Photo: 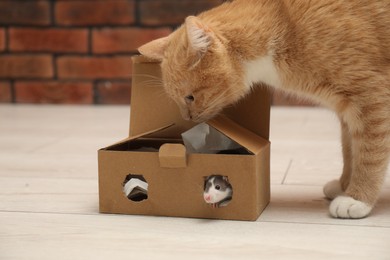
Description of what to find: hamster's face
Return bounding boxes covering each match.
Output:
[203,178,230,204]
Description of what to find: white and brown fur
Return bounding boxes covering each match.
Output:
[139,0,390,218]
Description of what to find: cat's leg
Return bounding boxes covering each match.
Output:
[323,118,351,199]
[330,106,390,218]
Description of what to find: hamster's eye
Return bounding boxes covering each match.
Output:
[185,95,195,104]
[215,185,221,190]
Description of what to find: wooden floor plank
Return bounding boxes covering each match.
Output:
[1,211,389,260]
[0,105,389,259]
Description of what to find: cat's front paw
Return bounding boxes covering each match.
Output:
[329,196,373,219]
[323,179,344,200]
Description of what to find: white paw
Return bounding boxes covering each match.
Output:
[329,196,373,219]
[323,179,344,200]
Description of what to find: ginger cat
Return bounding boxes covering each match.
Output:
[139,0,390,219]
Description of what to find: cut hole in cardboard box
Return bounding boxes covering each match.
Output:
[98,56,271,221]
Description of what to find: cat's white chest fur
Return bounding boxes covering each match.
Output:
[243,55,282,89]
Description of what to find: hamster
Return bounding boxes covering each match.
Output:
[203,175,233,208]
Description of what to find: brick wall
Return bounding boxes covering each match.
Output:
[0,0,312,106]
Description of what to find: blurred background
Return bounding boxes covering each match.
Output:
[0,0,313,106]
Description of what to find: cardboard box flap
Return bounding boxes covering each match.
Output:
[108,124,174,148]
[130,56,196,139]
[130,55,270,140]
[208,115,269,154]
[223,84,271,140]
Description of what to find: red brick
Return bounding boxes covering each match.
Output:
[93,28,171,54]
[15,81,93,104]
[96,80,131,104]
[0,1,50,26]
[272,90,316,106]
[56,0,135,26]
[139,0,223,26]
[0,55,53,79]
[57,56,132,80]
[0,29,5,51]
[0,81,12,103]
[9,28,88,53]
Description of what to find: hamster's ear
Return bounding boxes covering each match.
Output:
[138,36,170,61]
[185,16,214,61]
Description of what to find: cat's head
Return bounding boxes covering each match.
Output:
[138,16,248,122]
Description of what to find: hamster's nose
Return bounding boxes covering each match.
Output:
[204,194,211,202]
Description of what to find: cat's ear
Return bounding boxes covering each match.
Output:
[138,36,170,61]
[185,16,214,59]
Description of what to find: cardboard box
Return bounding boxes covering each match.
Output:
[98,56,271,221]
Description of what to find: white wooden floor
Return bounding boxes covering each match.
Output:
[0,105,389,260]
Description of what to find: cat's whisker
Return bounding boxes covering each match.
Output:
[155,88,170,99]
[197,87,247,120]
[204,87,242,110]
[198,94,229,118]
[142,82,163,88]
[140,78,163,84]
[132,74,164,88]
[132,73,163,82]
[140,79,164,88]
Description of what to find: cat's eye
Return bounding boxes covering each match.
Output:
[215,185,221,190]
[185,95,195,103]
